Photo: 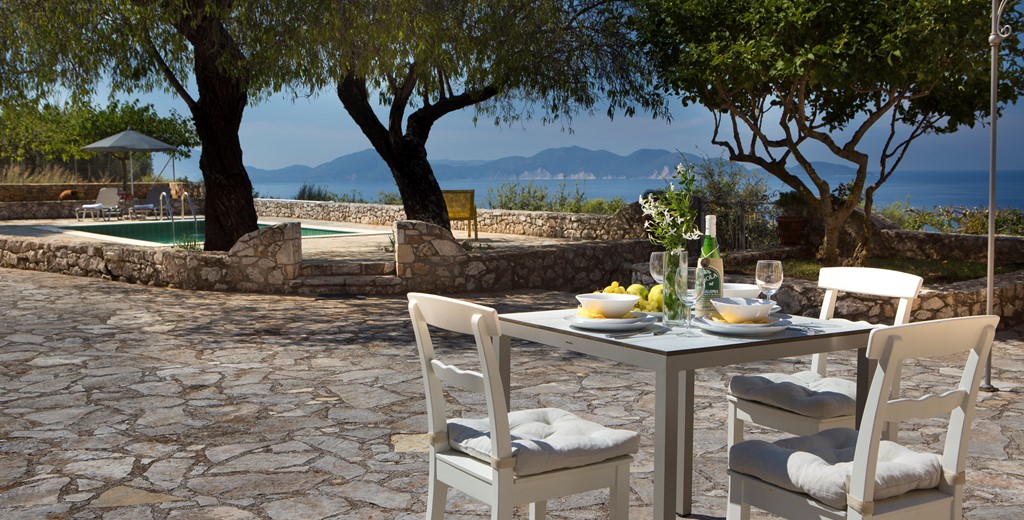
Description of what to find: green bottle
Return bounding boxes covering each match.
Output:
[695,215,724,318]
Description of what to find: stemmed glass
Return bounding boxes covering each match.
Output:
[755,260,784,302]
[675,266,700,336]
[649,251,667,285]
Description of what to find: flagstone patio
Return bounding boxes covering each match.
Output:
[1,267,1022,519]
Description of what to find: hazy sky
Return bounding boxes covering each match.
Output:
[135,87,1024,173]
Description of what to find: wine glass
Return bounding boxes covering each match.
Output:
[675,266,700,336]
[649,251,667,285]
[755,260,784,302]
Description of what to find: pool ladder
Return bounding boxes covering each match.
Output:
[168,191,202,246]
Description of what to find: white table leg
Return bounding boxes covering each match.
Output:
[678,369,695,516]
[654,366,685,520]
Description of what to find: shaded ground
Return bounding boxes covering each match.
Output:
[1,267,1022,519]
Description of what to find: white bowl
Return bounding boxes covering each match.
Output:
[711,297,775,323]
[722,283,761,298]
[576,293,640,318]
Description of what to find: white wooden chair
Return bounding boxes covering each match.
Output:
[408,293,638,519]
[726,314,998,520]
[728,267,923,446]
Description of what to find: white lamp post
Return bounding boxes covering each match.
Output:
[983,0,1014,391]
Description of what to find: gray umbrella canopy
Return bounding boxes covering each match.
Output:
[82,130,178,198]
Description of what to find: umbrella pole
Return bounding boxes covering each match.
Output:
[982,0,1012,392]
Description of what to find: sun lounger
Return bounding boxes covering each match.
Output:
[130,187,173,220]
[76,187,123,221]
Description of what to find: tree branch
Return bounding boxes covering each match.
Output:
[388,63,418,137]
[406,84,499,143]
[337,71,393,161]
[143,31,197,112]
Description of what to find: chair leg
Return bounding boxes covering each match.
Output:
[726,473,750,520]
[529,501,547,520]
[609,463,631,519]
[727,401,744,448]
[426,474,448,519]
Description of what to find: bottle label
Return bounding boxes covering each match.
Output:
[695,257,723,318]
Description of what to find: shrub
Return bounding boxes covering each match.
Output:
[295,183,337,201]
[375,191,402,205]
[486,182,608,213]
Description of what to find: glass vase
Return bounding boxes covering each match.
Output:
[661,248,688,326]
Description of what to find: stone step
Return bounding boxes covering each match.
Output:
[301,261,396,277]
[291,274,405,297]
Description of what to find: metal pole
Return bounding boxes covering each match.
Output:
[983,0,1013,392]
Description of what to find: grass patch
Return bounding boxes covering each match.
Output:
[728,257,1024,285]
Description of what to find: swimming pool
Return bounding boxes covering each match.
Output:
[56,220,363,245]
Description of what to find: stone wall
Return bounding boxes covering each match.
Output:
[0,182,178,202]
[878,229,1024,264]
[0,223,300,292]
[0,198,205,220]
[254,198,646,240]
[394,220,655,294]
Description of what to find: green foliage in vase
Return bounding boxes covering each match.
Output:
[639,163,702,251]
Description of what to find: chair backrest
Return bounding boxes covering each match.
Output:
[847,315,998,515]
[442,190,476,220]
[813,267,924,375]
[817,267,923,324]
[96,187,121,207]
[408,293,512,460]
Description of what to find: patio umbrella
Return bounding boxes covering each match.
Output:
[81,130,178,199]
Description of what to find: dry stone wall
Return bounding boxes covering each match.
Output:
[393,220,656,294]
[0,223,300,292]
[255,199,646,240]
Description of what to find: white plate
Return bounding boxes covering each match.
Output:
[693,316,791,336]
[564,312,657,331]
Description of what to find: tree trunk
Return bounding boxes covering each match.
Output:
[336,73,451,229]
[859,187,877,265]
[388,140,451,227]
[175,5,258,252]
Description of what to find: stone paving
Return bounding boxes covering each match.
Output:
[1,267,1023,519]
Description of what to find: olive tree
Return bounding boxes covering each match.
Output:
[637,0,1024,263]
[325,0,667,228]
[1,0,328,250]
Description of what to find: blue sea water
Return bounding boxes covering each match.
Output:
[252,169,1024,210]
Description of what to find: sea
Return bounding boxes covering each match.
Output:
[251,169,1024,210]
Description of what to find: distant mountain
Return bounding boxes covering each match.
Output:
[244,146,704,184]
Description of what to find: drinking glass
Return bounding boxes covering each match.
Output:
[675,266,700,336]
[649,251,667,284]
[755,260,784,302]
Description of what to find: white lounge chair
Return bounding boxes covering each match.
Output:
[408,292,638,519]
[76,187,122,221]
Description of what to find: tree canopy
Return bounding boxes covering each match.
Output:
[637,0,1024,263]
[322,0,668,227]
[0,100,197,178]
[1,0,329,250]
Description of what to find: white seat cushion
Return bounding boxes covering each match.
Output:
[729,428,942,509]
[81,203,104,209]
[447,408,640,476]
[730,371,856,418]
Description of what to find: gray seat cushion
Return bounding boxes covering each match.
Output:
[729,428,942,509]
[730,371,856,419]
[447,408,640,476]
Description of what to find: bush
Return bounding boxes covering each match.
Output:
[375,191,402,205]
[486,182,620,214]
[687,158,776,249]
[881,202,1024,236]
[295,183,338,201]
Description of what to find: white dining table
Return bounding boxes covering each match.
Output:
[497,310,876,520]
